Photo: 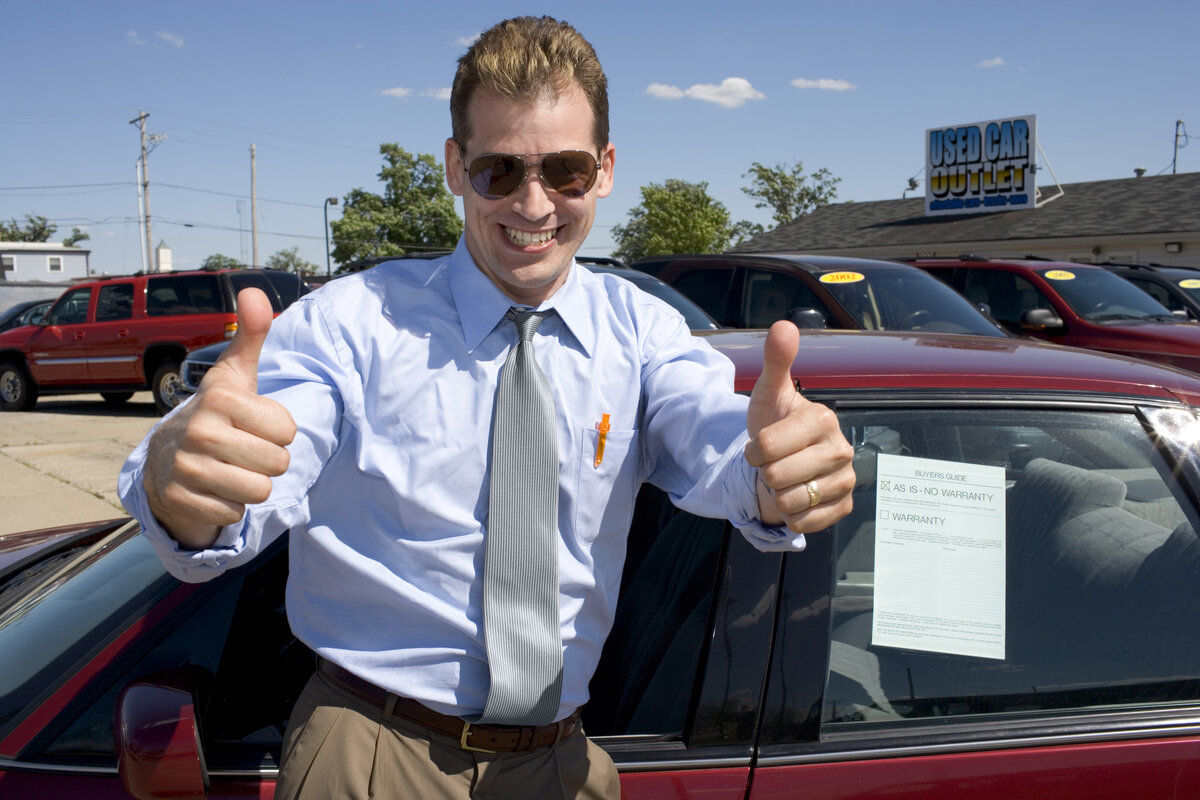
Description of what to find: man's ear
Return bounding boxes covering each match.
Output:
[445,138,465,197]
[596,143,615,199]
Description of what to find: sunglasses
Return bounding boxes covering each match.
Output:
[464,150,601,200]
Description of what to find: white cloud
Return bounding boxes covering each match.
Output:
[646,83,685,100]
[157,31,185,48]
[791,77,857,91]
[381,87,413,99]
[126,30,146,46]
[457,33,480,47]
[976,57,1007,68]
[646,77,764,108]
[422,87,452,100]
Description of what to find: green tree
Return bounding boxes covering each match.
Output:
[611,179,735,262]
[266,246,319,276]
[329,144,462,269]
[0,214,56,242]
[201,253,245,270]
[62,227,90,247]
[741,161,841,227]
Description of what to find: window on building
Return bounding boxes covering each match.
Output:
[48,256,63,273]
[1,256,13,273]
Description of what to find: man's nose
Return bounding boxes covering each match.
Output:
[512,170,556,220]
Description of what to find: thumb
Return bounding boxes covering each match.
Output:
[207,288,274,393]
[748,320,801,437]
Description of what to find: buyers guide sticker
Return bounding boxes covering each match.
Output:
[872,453,1007,660]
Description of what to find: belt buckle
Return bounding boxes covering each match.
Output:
[460,721,496,754]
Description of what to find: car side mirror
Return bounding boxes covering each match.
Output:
[115,671,208,800]
[787,307,828,329]
[1020,308,1063,332]
[1172,309,1192,321]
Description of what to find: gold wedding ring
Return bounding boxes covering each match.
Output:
[806,480,822,509]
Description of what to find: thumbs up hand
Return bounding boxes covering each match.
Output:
[745,321,855,533]
[143,288,297,549]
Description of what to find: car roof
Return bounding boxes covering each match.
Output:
[634,252,926,275]
[703,328,1200,402]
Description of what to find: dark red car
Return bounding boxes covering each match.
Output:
[907,255,1200,375]
[4,330,1200,798]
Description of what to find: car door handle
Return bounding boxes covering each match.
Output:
[117,328,130,337]
[74,331,86,340]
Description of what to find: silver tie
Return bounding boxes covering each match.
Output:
[478,308,562,724]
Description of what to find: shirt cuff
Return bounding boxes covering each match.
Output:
[724,456,807,553]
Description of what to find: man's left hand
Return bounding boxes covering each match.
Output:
[745,321,855,533]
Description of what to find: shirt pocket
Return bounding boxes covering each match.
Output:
[574,425,639,545]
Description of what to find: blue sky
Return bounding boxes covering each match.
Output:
[3,0,1197,275]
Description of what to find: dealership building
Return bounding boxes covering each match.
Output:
[736,114,1200,267]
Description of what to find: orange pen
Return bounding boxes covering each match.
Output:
[594,413,611,468]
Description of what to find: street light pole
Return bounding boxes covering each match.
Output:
[323,197,338,277]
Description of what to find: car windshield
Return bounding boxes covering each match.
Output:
[1037,267,1177,322]
[819,266,1007,336]
[0,525,173,736]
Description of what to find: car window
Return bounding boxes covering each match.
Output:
[95,283,135,322]
[47,287,92,325]
[1036,268,1174,322]
[961,269,1050,328]
[672,267,738,327]
[743,269,827,328]
[802,407,1200,734]
[146,274,224,316]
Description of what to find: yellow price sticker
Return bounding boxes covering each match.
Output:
[1044,270,1076,281]
[1180,279,1200,289]
[819,271,866,284]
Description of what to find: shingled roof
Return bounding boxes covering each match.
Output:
[732,171,1200,253]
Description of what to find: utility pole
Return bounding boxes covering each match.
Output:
[251,143,259,268]
[130,110,154,272]
[1174,120,1185,175]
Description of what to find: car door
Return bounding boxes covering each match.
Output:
[85,282,140,383]
[749,399,1200,798]
[25,286,93,386]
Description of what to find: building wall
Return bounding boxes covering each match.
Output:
[0,247,90,281]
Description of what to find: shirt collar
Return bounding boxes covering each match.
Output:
[448,238,596,357]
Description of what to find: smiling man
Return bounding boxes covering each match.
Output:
[120,16,854,799]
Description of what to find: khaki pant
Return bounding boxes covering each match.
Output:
[275,670,621,799]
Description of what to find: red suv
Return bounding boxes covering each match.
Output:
[0,268,306,414]
[906,256,1200,374]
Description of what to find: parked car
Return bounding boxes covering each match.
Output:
[0,269,309,414]
[633,253,1009,336]
[0,298,54,333]
[179,258,717,395]
[905,255,1200,374]
[5,329,1200,798]
[1096,262,1200,322]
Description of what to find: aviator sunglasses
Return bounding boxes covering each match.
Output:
[464,150,601,200]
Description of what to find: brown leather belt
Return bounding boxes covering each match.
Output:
[317,658,580,753]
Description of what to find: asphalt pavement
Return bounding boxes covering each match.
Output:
[0,392,159,535]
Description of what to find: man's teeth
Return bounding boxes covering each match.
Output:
[505,227,555,246]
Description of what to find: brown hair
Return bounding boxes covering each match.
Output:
[450,16,609,153]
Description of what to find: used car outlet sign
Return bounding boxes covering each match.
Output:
[872,453,1007,660]
[924,114,1037,217]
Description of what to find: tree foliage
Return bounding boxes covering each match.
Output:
[741,161,841,227]
[62,227,90,247]
[201,253,245,270]
[611,179,738,262]
[1,214,56,242]
[266,246,319,276]
[329,144,463,270]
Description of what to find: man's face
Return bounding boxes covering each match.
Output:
[445,85,615,306]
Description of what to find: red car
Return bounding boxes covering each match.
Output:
[4,330,1200,798]
[907,255,1200,375]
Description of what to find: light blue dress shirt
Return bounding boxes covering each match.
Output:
[119,240,804,722]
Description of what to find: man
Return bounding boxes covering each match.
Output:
[120,15,854,799]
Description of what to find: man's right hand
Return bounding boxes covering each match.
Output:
[143,288,297,549]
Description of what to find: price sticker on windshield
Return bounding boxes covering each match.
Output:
[1044,270,1076,280]
[1181,279,1200,289]
[819,271,866,284]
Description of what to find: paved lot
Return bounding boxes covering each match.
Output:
[0,392,159,534]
